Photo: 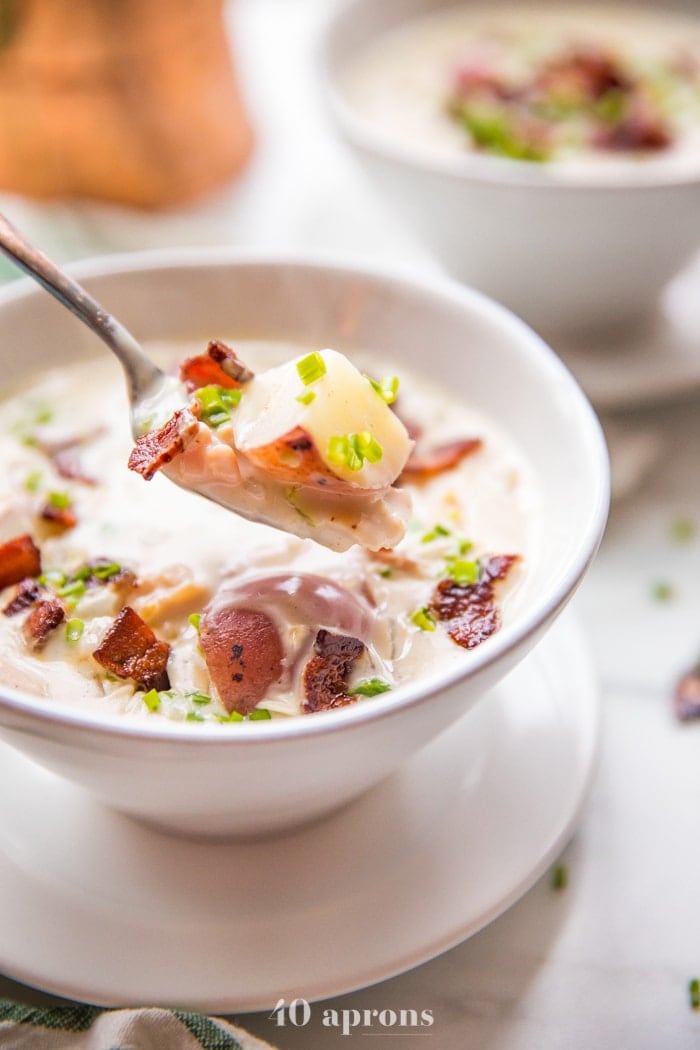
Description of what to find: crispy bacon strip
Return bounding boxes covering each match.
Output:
[3,578,45,617]
[430,554,519,650]
[92,605,171,691]
[128,407,199,481]
[401,438,482,482]
[302,629,365,713]
[0,534,41,591]
[180,339,254,391]
[22,597,65,651]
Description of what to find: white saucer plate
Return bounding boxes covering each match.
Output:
[555,252,700,411]
[0,611,599,1013]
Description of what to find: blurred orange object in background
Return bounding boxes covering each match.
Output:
[0,0,254,210]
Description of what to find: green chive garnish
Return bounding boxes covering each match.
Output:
[249,708,272,721]
[411,607,436,632]
[445,557,481,586]
[296,351,326,386]
[689,978,700,1010]
[671,517,696,544]
[39,568,67,589]
[47,491,71,510]
[296,390,316,405]
[189,691,211,706]
[551,863,568,891]
[365,374,400,405]
[56,579,86,602]
[348,678,392,697]
[378,567,393,579]
[651,580,674,602]
[188,612,201,631]
[217,710,245,723]
[65,618,84,643]
[421,524,451,543]
[327,432,383,472]
[143,689,161,712]
[195,385,242,427]
[92,562,121,580]
[186,711,205,722]
[24,470,42,492]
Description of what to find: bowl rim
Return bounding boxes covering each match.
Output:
[0,247,610,744]
[318,0,700,192]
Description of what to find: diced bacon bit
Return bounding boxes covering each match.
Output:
[673,667,700,722]
[593,110,672,152]
[92,606,171,691]
[52,449,97,486]
[3,578,46,617]
[0,534,42,591]
[535,47,630,102]
[401,438,482,482]
[180,339,254,391]
[40,501,78,531]
[430,554,520,650]
[128,407,200,481]
[302,629,365,714]
[22,597,66,651]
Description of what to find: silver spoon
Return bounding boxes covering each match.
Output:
[0,211,174,437]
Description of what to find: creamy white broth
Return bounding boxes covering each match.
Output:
[342,4,700,177]
[0,341,537,723]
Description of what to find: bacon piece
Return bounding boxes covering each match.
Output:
[180,339,254,391]
[0,534,42,591]
[92,606,171,691]
[401,438,482,481]
[52,449,97,486]
[40,501,78,531]
[535,47,629,102]
[3,578,45,617]
[128,407,199,481]
[594,111,671,152]
[674,668,700,722]
[302,629,365,714]
[200,605,283,715]
[431,554,519,650]
[22,597,65,651]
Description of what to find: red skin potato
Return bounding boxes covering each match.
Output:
[200,606,283,715]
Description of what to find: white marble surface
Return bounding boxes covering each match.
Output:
[1,1,700,1047]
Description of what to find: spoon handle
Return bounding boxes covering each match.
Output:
[0,211,163,401]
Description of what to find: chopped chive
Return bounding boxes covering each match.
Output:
[24,470,42,492]
[33,404,53,425]
[186,711,205,722]
[689,978,700,1010]
[142,688,161,712]
[445,557,481,586]
[348,678,392,697]
[47,491,71,510]
[65,618,84,643]
[651,580,674,602]
[56,579,86,602]
[365,374,400,405]
[327,432,383,472]
[551,863,568,891]
[296,351,326,386]
[296,390,316,405]
[411,606,436,632]
[458,539,475,555]
[248,708,272,721]
[188,612,201,631]
[217,710,245,723]
[195,385,242,427]
[189,691,212,706]
[92,561,121,580]
[39,568,67,588]
[421,524,451,543]
[671,517,696,544]
[378,567,393,579]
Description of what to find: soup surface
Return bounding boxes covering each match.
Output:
[342,4,700,175]
[0,341,537,723]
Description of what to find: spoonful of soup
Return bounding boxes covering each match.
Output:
[0,212,412,552]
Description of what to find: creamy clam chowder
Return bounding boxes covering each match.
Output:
[0,341,536,723]
[342,4,700,175]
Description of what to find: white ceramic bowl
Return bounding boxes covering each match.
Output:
[0,252,609,837]
[320,0,700,335]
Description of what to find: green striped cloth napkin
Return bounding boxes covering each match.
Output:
[0,1001,278,1049]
